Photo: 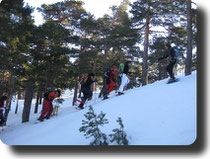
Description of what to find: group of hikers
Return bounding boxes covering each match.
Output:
[0,43,178,124]
[77,59,132,110]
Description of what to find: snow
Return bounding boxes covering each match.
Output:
[0,72,196,145]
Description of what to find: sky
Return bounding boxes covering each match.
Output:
[24,0,136,26]
[23,0,198,26]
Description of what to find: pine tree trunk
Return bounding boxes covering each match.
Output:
[99,48,108,98]
[34,90,40,114]
[158,63,162,80]
[0,71,5,97]
[4,72,15,123]
[22,79,35,123]
[72,77,79,106]
[15,95,19,114]
[185,0,193,76]
[15,91,21,114]
[142,13,150,86]
[0,86,3,97]
[39,91,43,105]
[92,59,97,96]
[78,84,82,98]
[92,59,96,74]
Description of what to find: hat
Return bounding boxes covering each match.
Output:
[111,65,117,69]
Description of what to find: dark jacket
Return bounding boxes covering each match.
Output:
[159,47,176,62]
[81,76,97,90]
[123,63,130,75]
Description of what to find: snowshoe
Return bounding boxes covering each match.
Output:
[37,118,44,122]
[117,92,124,96]
[76,107,84,110]
[103,96,109,100]
[167,78,179,84]
[76,103,84,110]
[45,116,50,120]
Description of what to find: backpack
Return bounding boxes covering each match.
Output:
[118,63,124,74]
[172,46,181,58]
[80,74,88,86]
[44,90,53,100]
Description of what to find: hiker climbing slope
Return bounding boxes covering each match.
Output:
[0,96,7,127]
[103,66,118,100]
[38,89,61,121]
[78,73,97,109]
[118,60,131,95]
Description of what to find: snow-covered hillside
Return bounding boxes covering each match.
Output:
[0,72,196,145]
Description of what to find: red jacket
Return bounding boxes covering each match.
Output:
[47,91,59,102]
[109,70,118,79]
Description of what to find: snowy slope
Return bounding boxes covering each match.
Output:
[0,72,196,145]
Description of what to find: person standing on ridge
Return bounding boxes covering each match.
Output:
[158,43,177,82]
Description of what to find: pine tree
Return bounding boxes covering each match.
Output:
[0,0,34,122]
[79,106,109,145]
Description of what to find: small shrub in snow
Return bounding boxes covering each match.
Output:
[109,117,128,145]
[79,106,129,145]
[79,106,109,145]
